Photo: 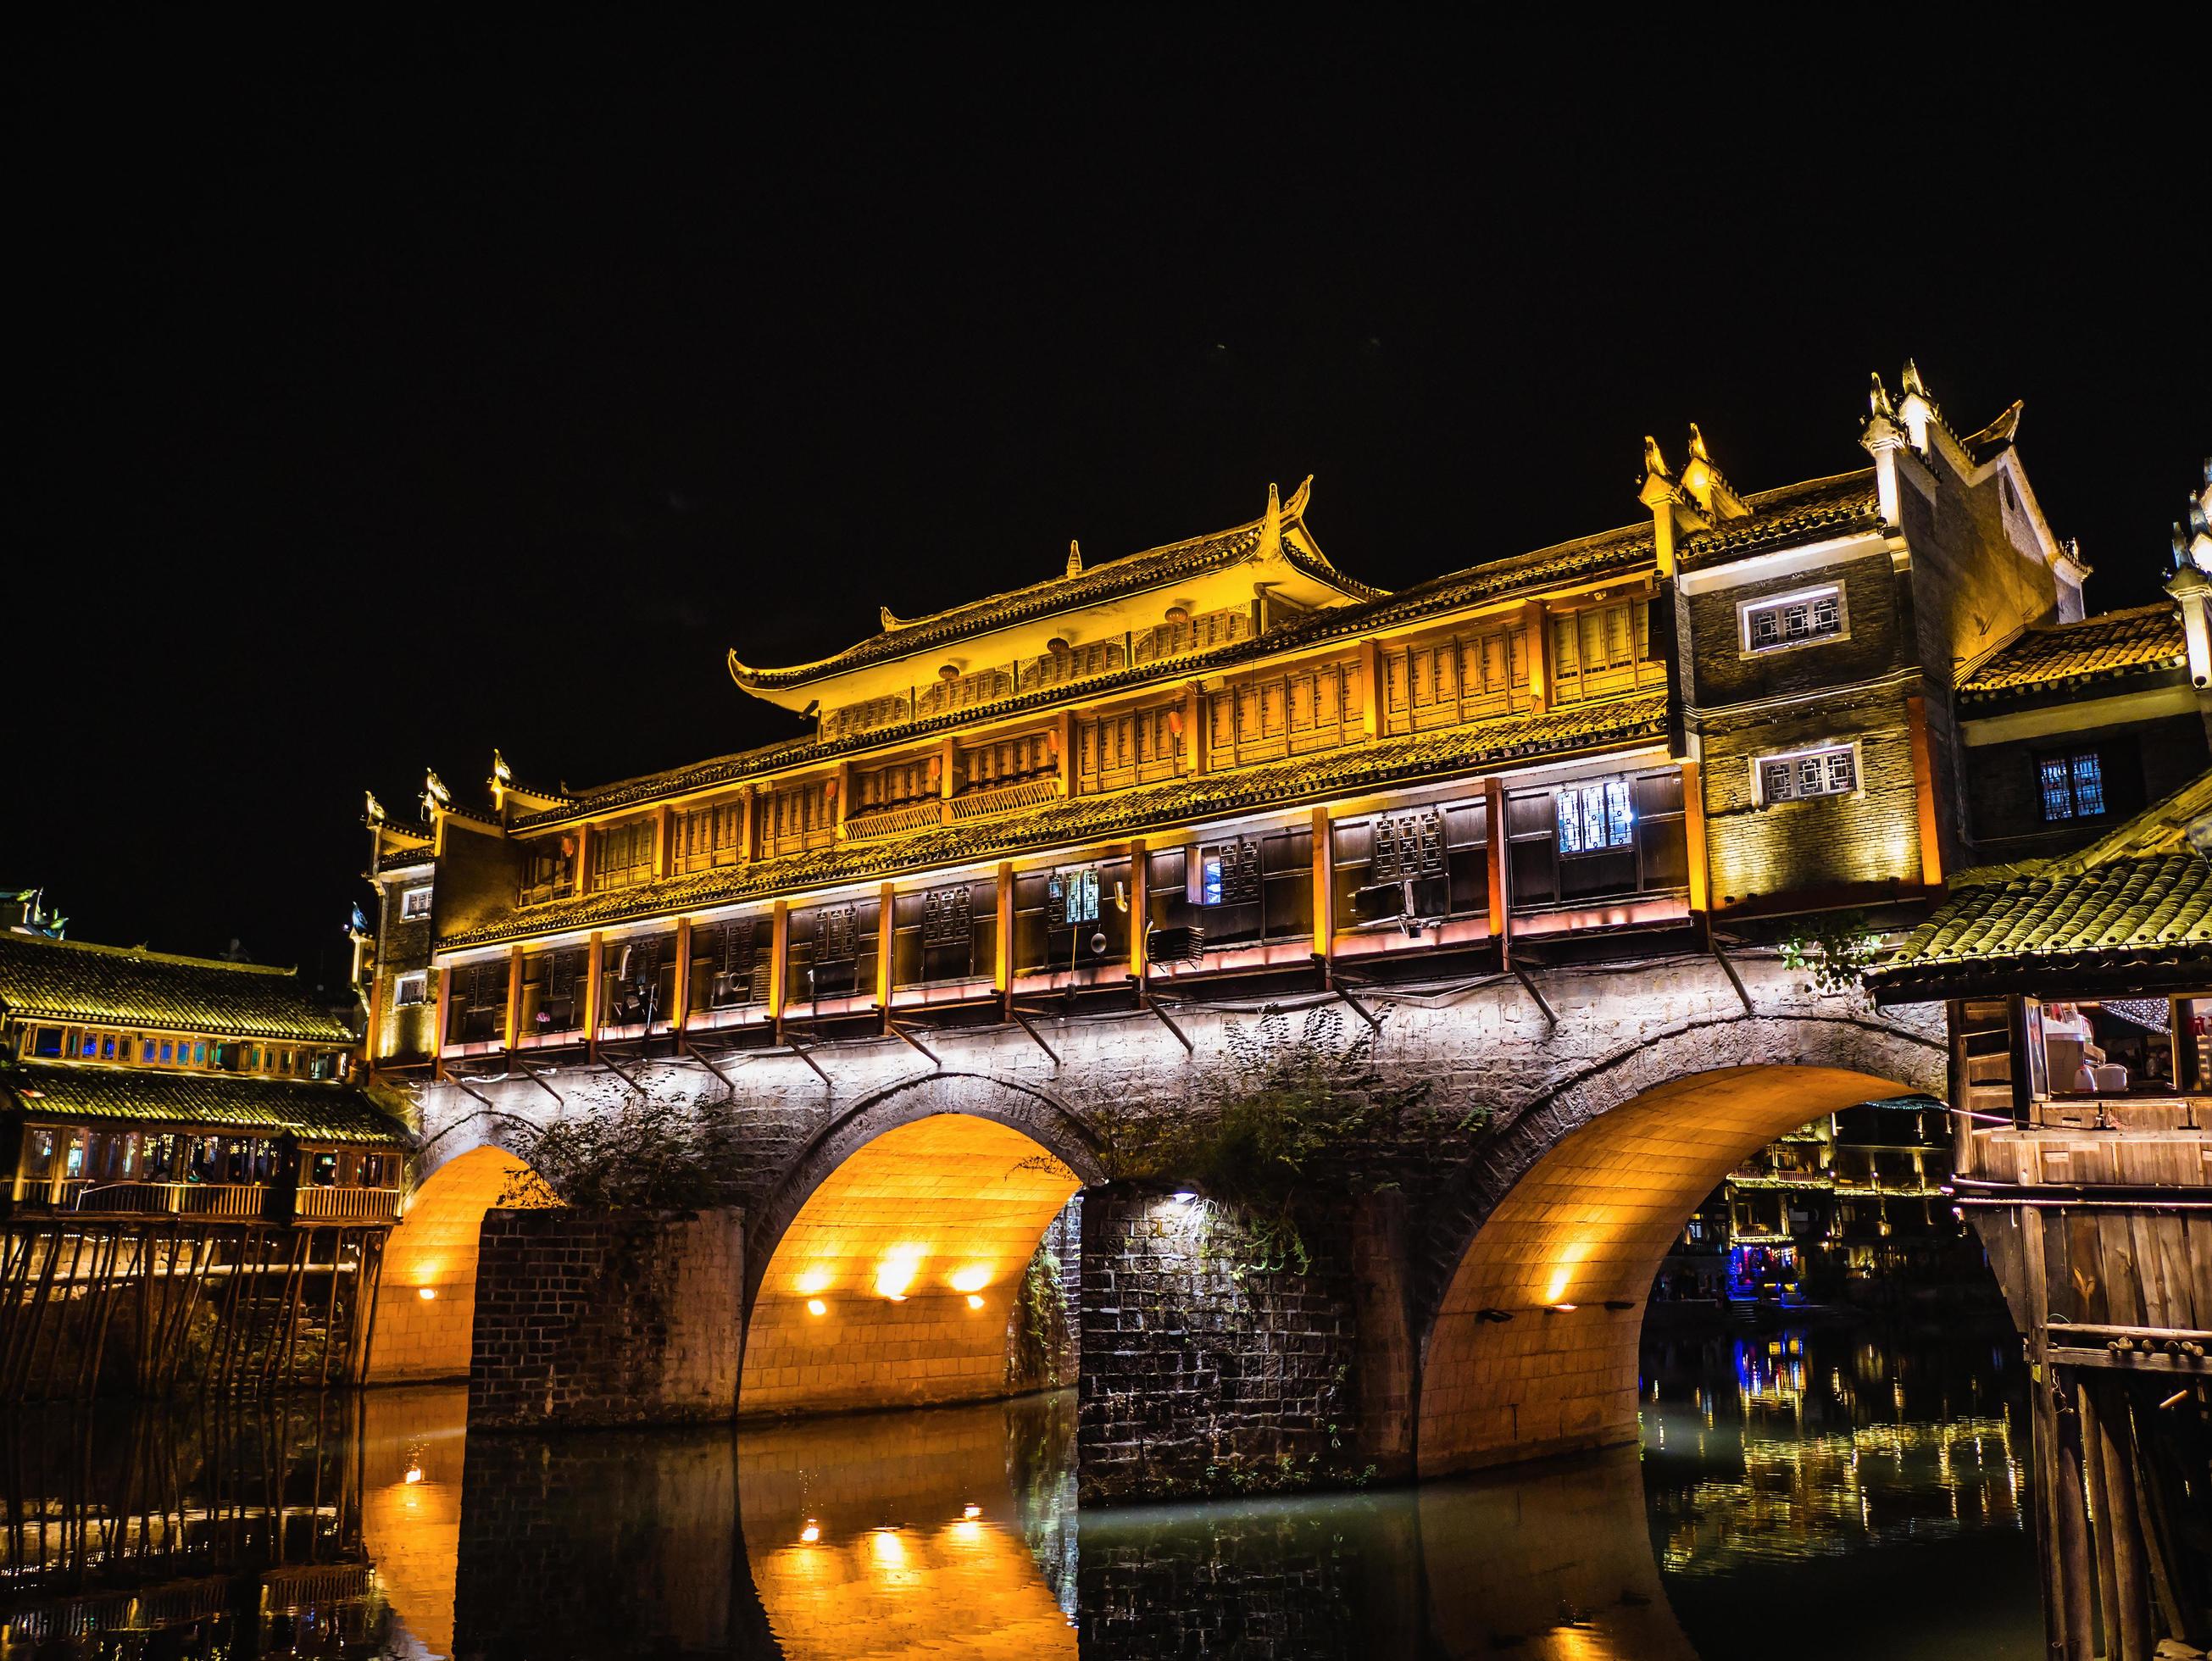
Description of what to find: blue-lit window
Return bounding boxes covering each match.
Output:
[81,1036,97,1058]
[100,1036,116,1059]
[2039,752,2107,821]
[1048,868,1101,926]
[159,1041,174,1063]
[192,1042,206,1065]
[1557,779,1633,855]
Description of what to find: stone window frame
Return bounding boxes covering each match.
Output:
[1736,581,1849,658]
[1749,739,1864,808]
[398,885,433,921]
[393,970,429,1007]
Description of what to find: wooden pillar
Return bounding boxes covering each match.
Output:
[768,901,791,1035]
[992,864,1014,1006]
[1310,806,1333,967]
[431,964,451,1080]
[1905,693,1945,890]
[740,786,757,863]
[1681,759,1711,918]
[573,824,592,896]
[582,933,604,1054]
[671,919,692,1034]
[1055,709,1075,797]
[654,803,674,878]
[834,762,853,836]
[1358,638,1383,740]
[1127,839,1149,991]
[502,946,524,1050]
[1525,602,1551,711]
[2091,1381,2154,1661]
[1485,777,1509,952]
[875,882,897,1026]
[1182,682,1205,775]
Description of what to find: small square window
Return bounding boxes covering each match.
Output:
[1741,586,1847,654]
[2038,752,2106,822]
[1556,779,1634,854]
[394,972,428,1007]
[399,887,434,921]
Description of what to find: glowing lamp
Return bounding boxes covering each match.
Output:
[806,1298,827,1317]
[416,1286,437,1302]
[963,1504,981,1519]
[965,1294,985,1310]
[800,1521,820,1543]
[873,1253,919,1301]
[403,1467,423,1485]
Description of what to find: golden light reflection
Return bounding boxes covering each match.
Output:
[873,1250,921,1301]
[806,1298,828,1317]
[965,1294,986,1310]
[870,1527,907,1568]
[1542,1241,1593,1307]
[799,1521,820,1543]
[948,1265,992,1292]
[795,1269,833,1297]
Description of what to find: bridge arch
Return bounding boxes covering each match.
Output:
[1417,1014,1944,1476]
[740,1071,1105,1419]
[366,1142,550,1383]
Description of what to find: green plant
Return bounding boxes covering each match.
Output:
[1088,1005,1432,1275]
[494,1094,739,1210]
[1781,911,1879,996]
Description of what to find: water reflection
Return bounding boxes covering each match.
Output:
[0,1323,2039,1658]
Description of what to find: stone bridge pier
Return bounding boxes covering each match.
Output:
[373,953,1944,1497]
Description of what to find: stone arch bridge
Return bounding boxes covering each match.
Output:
[370,951,1944,1491]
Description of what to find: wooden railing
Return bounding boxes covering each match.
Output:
[292,1186,403,1224]
[69,1181,267,1219]
[843,799,947,842]
[950,775,1059,821]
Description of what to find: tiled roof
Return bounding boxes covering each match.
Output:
[4,1064,408,1143]
[1871,769,2212,1000]
[0,933,357,1042]
[731,492,1378,692]
[507,465,1866,831]
[1957,604,2183,702]
[447,690,1671,947]
[1675,470,1883,568]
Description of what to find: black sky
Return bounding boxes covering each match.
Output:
[14,22,2208,980]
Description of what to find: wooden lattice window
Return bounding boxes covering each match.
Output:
[591,818,657,892]
[1370,810,1446,881]
[961,731,1054,792]
[816,905,859,964]
[674,801,746,871]
[693,918,768,1010]
[921,885,972,948]
[1193,840,1261,907]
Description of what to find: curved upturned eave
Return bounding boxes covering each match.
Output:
[726,497,1380,698]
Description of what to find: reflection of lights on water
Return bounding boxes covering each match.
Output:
[403,1467,423,1485]
[870,1527,906,1567]
[963,1504,981,1519]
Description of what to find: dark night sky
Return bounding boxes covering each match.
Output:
[14,23,2207,984]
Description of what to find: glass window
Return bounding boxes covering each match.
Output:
[394,972,428,1007]
[399,886,433,919]
[1048,869,1101,927]
[1759,745,1857,803]
[1742,586,1844,652]
[1556,779,1633,855]
[100,1036,117,1059]
[2039,752,2106,821]
[160,1041,174,1063]
[81,1035,97,1058]
[192,1042,206,1065]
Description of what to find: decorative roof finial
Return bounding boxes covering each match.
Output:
[1900,358,1929,401]
[1066,539,1083,579]
[1687,423,1711,464]
[878,605,899,631]
[421,769,453,819]
[1869,371,1894,419]
[364,790,386,826]
[1642,436,1672,483]
[1284,475,1314,519]
[1256,481,1283,563]
[492,748,514,788]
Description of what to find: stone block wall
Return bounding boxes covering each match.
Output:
[1078,1184,1396,1503]
[467,1205,743,1429]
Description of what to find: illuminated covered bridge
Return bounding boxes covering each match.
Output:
[350,377,2207,1492]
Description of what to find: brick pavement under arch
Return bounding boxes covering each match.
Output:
[740,1114,1083,1418]
[1419,1064,1915,1476]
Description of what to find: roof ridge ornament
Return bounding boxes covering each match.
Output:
[1285,475,1313,519]
[421,769,452,820]
[364,790,386,827]
[1679,424,1749,520]
[1066,539,1083,578]
[1255,481,1283,564]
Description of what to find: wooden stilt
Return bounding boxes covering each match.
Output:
[2021,1213,2075,1658]
[2053,1370,2099,1661]
[2081,1384,2120,1658]
[2093,1380,2154,1660]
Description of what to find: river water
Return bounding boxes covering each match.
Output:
[1,1318,2040,1658]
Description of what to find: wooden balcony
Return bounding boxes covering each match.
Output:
[950,775,1059,822]
[292,1185,404,1224]
[843,799,946,842]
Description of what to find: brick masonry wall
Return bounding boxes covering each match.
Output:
[1077,1184,1387,1503]
[1700,690,1924,905]
[466,1205,743,1429]
[1684,549,1904,708]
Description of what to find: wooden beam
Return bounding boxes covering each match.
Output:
[1310,804,1333,970]
[876,881,898,1028]
[1905,692,1945,891]
[1485,776,1509,954]
[1055,708,1075,798]
[769,900,791,1037]
[1009,1008,1060,1068]
[503,945,524,1052]
[654,803,674,879]
[431,965,451,1081]
[888,1021,940,1069]
[574,823,592,896]
[1126,838,1149,988]
[1681,758,1711,919]
[1358,637,1383,740]
[1182,681,1205,774]
[671,918,693,1035]
[582,933,604,1054]
[1526,600,1551,711]
[992,863,1014,1003]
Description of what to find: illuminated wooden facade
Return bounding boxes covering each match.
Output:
[360,378,2212,1077]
